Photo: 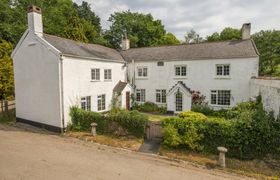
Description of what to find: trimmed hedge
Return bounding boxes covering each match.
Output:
[132,102,167,114]
[68,107,148,138]
[163,102,280,159]
[178,111,207,121]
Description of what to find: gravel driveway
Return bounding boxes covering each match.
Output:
[0,124,250,180]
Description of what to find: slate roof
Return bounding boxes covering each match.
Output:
[43,34,124,62]
[113,81,128,92]
[121,40,259,61]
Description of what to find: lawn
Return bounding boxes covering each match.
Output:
[141,112,172,121]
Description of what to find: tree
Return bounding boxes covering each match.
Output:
[159,33,180,45]
[105,11,167,48]
[0,40,14,100]
[252,30,280,76]
[207,27,241,42]
[184,29,203,44]
[73,1,101,34]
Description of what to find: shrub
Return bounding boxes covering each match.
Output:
[133,102,167,114]
[178,111,207,121]
[68,107,148,138]
[191,104,214,116]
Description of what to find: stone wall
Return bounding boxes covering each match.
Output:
[250,77,280,118]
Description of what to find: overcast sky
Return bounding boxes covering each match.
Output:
[74,0,280,40]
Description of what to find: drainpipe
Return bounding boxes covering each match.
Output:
[132,59,135,90]
[59,55,65,133]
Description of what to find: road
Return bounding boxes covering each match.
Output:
[0,124,249,180]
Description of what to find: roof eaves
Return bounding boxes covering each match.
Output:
[62,53,125,63]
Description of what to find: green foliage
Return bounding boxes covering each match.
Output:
[178,111,207,121]
[163,101,280,159]
[184,29,204,44]
[105,10,178,48]
[68,107,148,138]
[207,27,241,42]
[0,40,14,100]
[252,30,280,76]
[132,102,167,114]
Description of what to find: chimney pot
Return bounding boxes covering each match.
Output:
[28,5,42,14]
[242,23,251,40]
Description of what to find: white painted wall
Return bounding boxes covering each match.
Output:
[128,57,259,111]
[62,56,126,126]
[167,87,192,113]
[250,78,280,118]
[13,33,62,127]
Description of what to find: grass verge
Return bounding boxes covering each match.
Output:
[65,131,143,151]
[159,147,280,179]
[0,109,16,124]
[141,113,170,121]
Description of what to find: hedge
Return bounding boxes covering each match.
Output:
[163,102,280,159]
[68,107,148,138]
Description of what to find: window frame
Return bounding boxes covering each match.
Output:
[97,94,106,111]
[91,68,100,81]
[175,91,183,112]
[136,89,146,102]
[174,65,187,77]
[156,89,166,103]
[104,69,112,81]
[81,96,91,111]
[210,90,231,106]
[216,64,230,77]
[137,66,148,78]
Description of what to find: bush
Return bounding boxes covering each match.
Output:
[68,107,148,138]
[178,111,207,121]
[132,102,167,114]
[163,102,280,159]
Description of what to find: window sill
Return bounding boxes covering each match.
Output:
[173,77,187,80]
[91,80,101,82]
[215,76,231,79]
[104,80,112,82]
[136,77,148,80]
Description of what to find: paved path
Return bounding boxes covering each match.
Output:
[0,124,250,180]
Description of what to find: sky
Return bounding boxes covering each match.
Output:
[73,0,280,40]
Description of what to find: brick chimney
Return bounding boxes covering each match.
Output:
[27,5,43,37]
[242,23,251,40]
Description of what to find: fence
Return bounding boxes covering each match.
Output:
[0,100,15,113]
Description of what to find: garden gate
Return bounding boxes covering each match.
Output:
[146,121,163,141]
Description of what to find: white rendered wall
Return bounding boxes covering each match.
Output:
[62,56,126,126]
[250,78,280,118]
[128,57,259,110]
[13,33,62,127]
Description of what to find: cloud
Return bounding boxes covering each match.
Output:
[74,0,280,40]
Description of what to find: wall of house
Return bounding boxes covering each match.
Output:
[120,85,132,109]
[13,33,62,128]
[128,57,259,109]
[62,57,126,126]
[250,77,280,118]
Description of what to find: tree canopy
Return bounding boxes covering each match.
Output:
[207,27,241,42]
[184,29,204,44]
[104,11,180,48]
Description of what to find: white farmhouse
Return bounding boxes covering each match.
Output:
[12,6,260,132]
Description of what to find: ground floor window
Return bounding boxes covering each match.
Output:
[156,89,166,103]
[175,91,183,111]
[81,96,91,111]
[211,90,231,106]
[97,94,106,111]
[136,89,145,102]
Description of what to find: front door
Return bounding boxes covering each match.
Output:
[175,91,183,112]
[126,91,130,110]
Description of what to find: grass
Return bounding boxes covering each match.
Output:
[65,131,143,151]
[0,109,16,124]
[159,147,280,179]
[141,113,170,121]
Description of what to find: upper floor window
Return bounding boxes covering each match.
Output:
[91,68,100,81]
[216,64,230,76]
[137,67,148,77]
[81,96,91,111]
[97,94,106,111]
[157,61,164,66]
[175,65,187,77]
[211,90,231,106]
[104,69,112,80]
[136,89,145,102]
[156,89,166,103]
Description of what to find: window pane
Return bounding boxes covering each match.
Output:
[181,66,187,76]
[218,90,230,105]
[175,92,183,111]
[156,90,161,102]
[162,90,166,103]
[157,61,164,66]
[216,66,223,76]
[96,69,100,80]
[211,91,217,105]
[138,68,142,77]
[224,65,230,76]
[143,68,148,77]
[175,67,180,76]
